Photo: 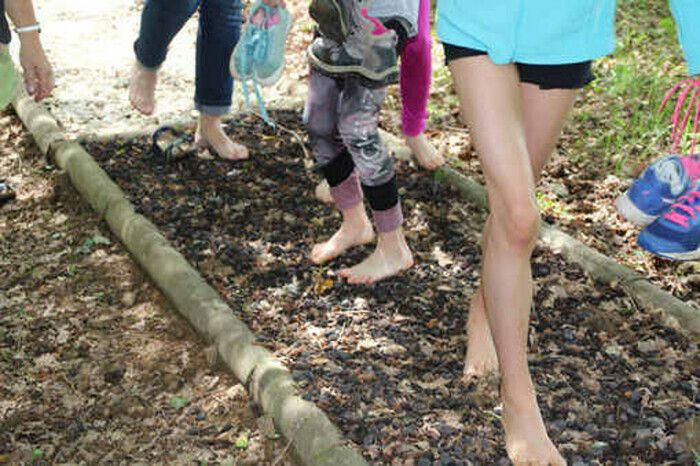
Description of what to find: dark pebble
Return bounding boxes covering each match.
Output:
[104,367,125,384]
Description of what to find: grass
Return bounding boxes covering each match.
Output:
[566,0,690,176]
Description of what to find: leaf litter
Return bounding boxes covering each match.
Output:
[0,111,292,465]
[82,110,699,464]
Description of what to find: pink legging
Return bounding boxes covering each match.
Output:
[400,0,432,137]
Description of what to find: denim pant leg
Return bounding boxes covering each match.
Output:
[195,0,243,116]
[134,0,200,70]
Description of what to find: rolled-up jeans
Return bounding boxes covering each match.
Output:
[134,0,243,116]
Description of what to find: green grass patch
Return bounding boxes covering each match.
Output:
[568,0,689,176]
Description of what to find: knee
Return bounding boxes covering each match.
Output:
[492,201,541,251]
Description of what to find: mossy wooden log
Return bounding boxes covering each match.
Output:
[12,92,368,466]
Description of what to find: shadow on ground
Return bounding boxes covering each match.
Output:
[85,110,699,465]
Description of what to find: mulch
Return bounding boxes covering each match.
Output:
[84,110,699,465]
[0,112,293,465]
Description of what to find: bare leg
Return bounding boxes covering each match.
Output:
[464,83,577,379]
[315,179,333,204]
[196,114,249,161]
[338,227,413,284]
[405,133,445,171]
[311,203,375,264]
[129,62,158,116]
[450,56,566,466]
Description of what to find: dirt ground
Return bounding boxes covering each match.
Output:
[84,111,699,465]
[0,111,293,465]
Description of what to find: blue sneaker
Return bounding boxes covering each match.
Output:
[230,1,274,125]
[616,154,700,226]
[253,5,292,87]
[637,189,700,261]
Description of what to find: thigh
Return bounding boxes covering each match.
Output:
[448,56,535,213]
[519,82,578,182]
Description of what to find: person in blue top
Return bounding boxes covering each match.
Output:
[436,1,699,465]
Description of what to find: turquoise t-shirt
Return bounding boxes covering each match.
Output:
[437,0,700,75]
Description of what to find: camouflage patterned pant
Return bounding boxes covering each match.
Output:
[304,69,395,188]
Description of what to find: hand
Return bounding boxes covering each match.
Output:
[19,35,54,102]
[261,0,284,7]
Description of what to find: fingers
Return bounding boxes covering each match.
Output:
[23,64,38,98]
[23,63,54,102]
[36,64,55,102]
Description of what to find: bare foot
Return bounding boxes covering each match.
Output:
[405,133,445,171]
[311,203,374,264]
[338,228,413,284]
[129,62,158,116]
[464,287,499,379]
[503,381,566,466]
[196,114,249,161]
[315,179,333,204]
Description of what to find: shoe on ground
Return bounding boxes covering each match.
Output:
[616,154,700,226]
[637,188,700,261]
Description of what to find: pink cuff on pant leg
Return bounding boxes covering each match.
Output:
[372,202,404,234]
[330,171,363,211]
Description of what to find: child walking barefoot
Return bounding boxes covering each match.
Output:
[315,0,442,204]
[437,0,699,464]
[129,0,248,161]
[306,2,417,284]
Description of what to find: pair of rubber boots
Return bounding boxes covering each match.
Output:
[308,0,398,87]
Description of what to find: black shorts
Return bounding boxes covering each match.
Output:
[443,43,594,90]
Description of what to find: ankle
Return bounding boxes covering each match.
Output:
[341,204,371,230]
[501,374,538,407]
[377,228,408,250]
[199,114,222,130]
[133,61,158,76]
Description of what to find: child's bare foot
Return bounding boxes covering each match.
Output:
[502,379,566,466]
[315,179,333,204]
[129,62,158,116]
[196,114,249,161]
[405,133,445,171]
[311,203,374,264]
[464,288,499,379]
[339,228,413,284]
